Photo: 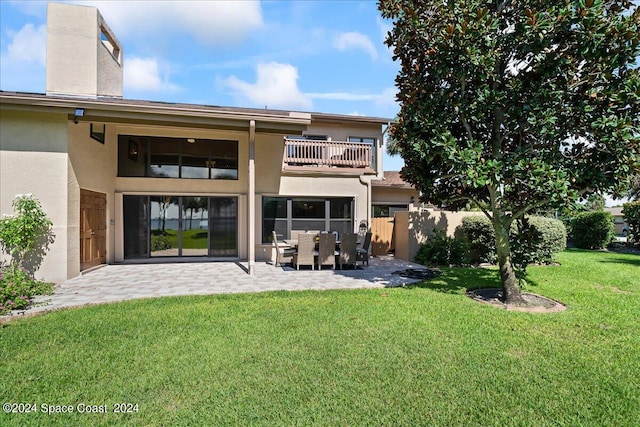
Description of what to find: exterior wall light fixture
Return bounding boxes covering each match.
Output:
[73,108,84,124]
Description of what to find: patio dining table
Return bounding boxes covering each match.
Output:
[283,238,341,248]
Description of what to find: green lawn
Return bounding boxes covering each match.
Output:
[1,250,639,426]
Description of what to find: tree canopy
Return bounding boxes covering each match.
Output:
[379,0,640,302]
[627,174,640,200]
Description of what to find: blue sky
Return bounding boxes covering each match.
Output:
[0,0,405,170]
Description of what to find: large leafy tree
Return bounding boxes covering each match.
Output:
[379,0,640,303]
[627,174,640,200]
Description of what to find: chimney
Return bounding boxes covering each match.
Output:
[46,2,123,98]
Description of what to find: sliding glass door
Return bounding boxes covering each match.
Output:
[124,195,237,258]
[176,196,209,257]
[209,198,237,257]
[150,196,180,256]
[123,196,149,259]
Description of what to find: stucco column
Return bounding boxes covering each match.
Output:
[248,120,256,275]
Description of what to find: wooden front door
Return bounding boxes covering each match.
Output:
[80,189,107,270]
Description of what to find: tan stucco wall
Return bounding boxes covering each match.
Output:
[67,121,118,268]
[46,3,122,98]
[47,3,99,97]
[0,110,71,282]
[394,210,484,262]
[96,38,123,98]
[372,186,420,208]
[306,122,382,142]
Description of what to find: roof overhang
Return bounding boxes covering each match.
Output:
[310,112,391,126]
[0,92,311,134]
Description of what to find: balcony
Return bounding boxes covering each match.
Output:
[283,138,375,174]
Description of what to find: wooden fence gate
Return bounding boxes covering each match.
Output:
[371,217,395,256]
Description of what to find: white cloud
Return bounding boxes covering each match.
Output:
[6,23,46,66]
[0,22,46,92]
[375,87,397,107]
[333,31,378,60]
[222,62,312,110]
[305,92,377,101]
[124,57,180,92]
[305,87,397,106]
[78,1,263,45]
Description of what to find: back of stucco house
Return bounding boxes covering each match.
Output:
[0,2,391,282]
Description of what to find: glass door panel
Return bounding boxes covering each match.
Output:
[124,195,237,258]
[210,197,237,257]
[123,195,149,258]
[150,196,180,256]
[182,197,209,256]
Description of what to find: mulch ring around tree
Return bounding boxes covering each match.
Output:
[466,288,567,313]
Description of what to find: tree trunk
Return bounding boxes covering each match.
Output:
[494,218,525,305]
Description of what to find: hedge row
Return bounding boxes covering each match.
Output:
[457,215,566,265]
[458,216,498,264]
[414,215,567,267]
[414,229,468,266]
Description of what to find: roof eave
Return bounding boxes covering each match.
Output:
[0,92,312,131]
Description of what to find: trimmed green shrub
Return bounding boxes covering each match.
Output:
[459,216,497,264]
[458,215,566,264]
[0,264,54,314]
[570,211,616,249]
[415,229,469,267]
[622,201,640,245]
[524,216,567,263]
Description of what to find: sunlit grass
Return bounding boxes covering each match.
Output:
[1,250,638,426]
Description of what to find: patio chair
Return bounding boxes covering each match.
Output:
[293,233,317,270]
[356,232,372,266]
[272,231,295,268]
[338,233,358,269]
[290,230,305,240]
[317,233,337,270]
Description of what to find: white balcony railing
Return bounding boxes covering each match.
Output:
[283,138,373,170]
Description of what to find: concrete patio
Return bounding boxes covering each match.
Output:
[4,256,427,320]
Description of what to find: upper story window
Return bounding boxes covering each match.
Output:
[117,135,238,180]
[302,134,328,141]
[348,136,375,143]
